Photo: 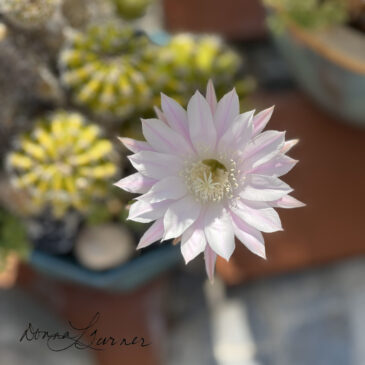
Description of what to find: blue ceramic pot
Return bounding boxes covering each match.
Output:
[272,23,365,126]
[29,243,180,292]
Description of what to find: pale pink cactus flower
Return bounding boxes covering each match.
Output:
[115,81,304,281]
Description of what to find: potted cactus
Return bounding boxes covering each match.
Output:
[0,0,254,290]
[263,0,365,126]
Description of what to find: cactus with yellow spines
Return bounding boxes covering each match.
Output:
[0,0,60,28]
[111,0,153,20]
[157,33,250,104]
[60,23,157,120]
[6,111,117,218]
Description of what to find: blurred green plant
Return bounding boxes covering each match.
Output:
[0,207,29,270]
[0,0,60,28]
[6,111,117,218]
[60,23,156,119]
[111,0,153,20]
[157,33,254,104]
[264,0,349,32]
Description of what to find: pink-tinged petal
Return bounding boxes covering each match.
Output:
[114,173,156,194]
[252,106,274,136]
[127,200,153,223]
[141,118,192,156]
[204,245,217,282]
[204,204,235,261]
[242,131,285,170]
[230,210,266,259]
[128,199,172,223]
[214,88,239,137]
[281,139,299,154]
[231,199,282,233]
[153,106,168,124]
[217,111,254,154]
[240,174,292,201]
[128,151,183,180]
[181,214,207,264]
[271,195,306,209]
[187,91,216,154]
[163,195,201,240]
[250,154,297,177]
[118,137,153,153]
[206,79,217,114]
[137,218,164,249]
[138,176,187,204]
[161,93,190,140]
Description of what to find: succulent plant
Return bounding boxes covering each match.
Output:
[6,111,117,218]
[0,0,60,28]
[60,23,157,120]
[111,0,152,20]
[157,34,249,104]
[264,0,348,31]
[0,206,29,270]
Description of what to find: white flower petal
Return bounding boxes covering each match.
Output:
[230,210,266,259]
[271,195,306,209]
[161,93,190,140]
[153,106,168,124]
[118,137,153,153]
[217,111,254,154]
[206,79,217,114]
[252,106,274,136]
[187,91,216,154]
[128,200,172,223]
[128,151,183,180]
[281,139,299,154]
[231,199,283,233]
[138,176,187,204]
[250,154,297,177]
[114,173,156,194]
[204,204,235,261]
[163,195,201,240]
[137,218,164,249]
[243,130,285,170]
[204,245,217,282]
[240,174,293,201]
[214,88,239,137]
[142,118,192,156]
[181,215,207,264]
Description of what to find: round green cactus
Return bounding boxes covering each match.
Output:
[112,0,152,20]
[0,0,60,28]
[60,23,157,120]
[6,111,117,218]
[157,33,245,103]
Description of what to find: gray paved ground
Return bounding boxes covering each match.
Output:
[2,257,365,365]
[0,288,95,365]
[167,257,365,365]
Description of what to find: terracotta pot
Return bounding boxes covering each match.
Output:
[269,13,365,126]
[17,263,168,365]
[162,0,267,40]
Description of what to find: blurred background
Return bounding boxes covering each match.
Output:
[0,0,364,364]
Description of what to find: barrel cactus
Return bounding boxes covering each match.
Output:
[157,33,246,104]
[60,23,156,120]
[0,0,60,28]
[112,0,152,20]
[6,111,117,218]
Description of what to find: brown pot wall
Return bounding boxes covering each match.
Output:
[162,0,268,40]
[17,263,168,365]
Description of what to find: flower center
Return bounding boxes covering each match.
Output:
[184,158,239,203]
